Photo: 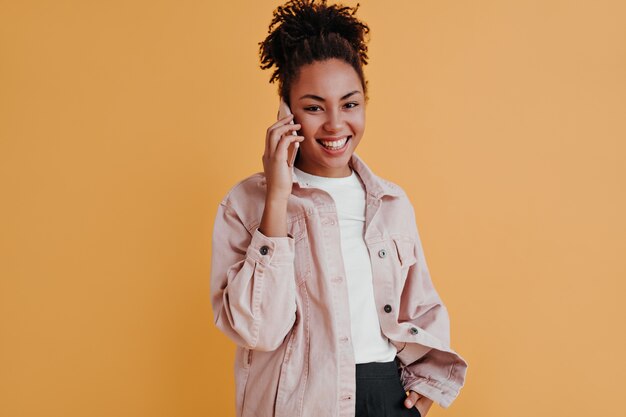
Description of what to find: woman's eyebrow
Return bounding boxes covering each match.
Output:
[298,90,362,101]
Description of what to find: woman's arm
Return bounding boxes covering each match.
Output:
[210,200,297,351]
[397,201,468,408]
[210,109,304,351]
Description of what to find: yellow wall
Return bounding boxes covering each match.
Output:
[1,1,624,416]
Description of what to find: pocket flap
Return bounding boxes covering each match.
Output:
[392,238,417,267]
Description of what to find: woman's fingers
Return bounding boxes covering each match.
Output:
[260,112,302,198]
[404,391,434,417]
[266,123,301,154]
[268,122,301,141]
[264,114,296,155]
[266,113,295,134]
[404,391,421,408]
[275,135,305,156]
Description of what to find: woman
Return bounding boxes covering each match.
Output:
[210,1,468,416]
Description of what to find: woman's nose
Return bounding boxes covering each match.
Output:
[323,108,343,132]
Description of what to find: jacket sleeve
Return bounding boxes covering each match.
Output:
[398,203,468,408]
[210,201,297,351]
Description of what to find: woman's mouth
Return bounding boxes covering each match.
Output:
[316,136,351,152]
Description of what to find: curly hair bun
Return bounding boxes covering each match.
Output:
[258,0,370,101]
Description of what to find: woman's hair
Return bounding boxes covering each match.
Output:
[258,0,371,105]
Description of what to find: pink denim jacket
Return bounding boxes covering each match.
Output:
[210,152,468,417]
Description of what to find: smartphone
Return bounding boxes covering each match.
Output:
[277,97,299,167]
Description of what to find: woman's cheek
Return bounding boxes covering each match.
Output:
[299,124,315,140]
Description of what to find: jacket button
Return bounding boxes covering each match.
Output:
[259,245,269,255]
[378,249,387,258]
[409,327,419,335]
[384,304,392,313]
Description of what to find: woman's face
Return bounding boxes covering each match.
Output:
[288,58,366,178]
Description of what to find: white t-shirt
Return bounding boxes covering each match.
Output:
[293,166,397,364]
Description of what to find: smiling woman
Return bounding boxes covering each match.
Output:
[209,1,468,417]
[288,58,365,177]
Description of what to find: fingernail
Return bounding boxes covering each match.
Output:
[405,399,413,407]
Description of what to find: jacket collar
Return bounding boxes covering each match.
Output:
[292,152,403,199]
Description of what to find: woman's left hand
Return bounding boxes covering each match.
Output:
[404,391,434,416]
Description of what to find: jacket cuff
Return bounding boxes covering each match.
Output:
[246,227,295,266]
[401,355,467,409]
[404,377,460,409]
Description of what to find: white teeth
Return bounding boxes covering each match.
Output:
[319,137,349,149]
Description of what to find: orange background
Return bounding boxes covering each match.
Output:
[1,1,625,416]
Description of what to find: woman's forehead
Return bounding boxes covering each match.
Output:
[291,59,363,98]
[297,90,363,102]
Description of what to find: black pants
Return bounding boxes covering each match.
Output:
[355,359,422,417]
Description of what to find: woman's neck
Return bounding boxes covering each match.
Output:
[294,160,353,178]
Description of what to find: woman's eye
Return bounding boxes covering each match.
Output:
[304,103,359,111]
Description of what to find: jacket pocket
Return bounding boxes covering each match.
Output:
[273,285,309,417]
[392,236,418,270]
[236,347,252,417]
[243,347,252,368]
[282,318,298,364]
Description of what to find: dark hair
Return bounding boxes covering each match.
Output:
[258,0,371,105]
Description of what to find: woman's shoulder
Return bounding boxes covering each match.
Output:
[359,169,410,201]
[350,153,409,200]
[364,170,417,215]
[219,171,267,207]
[214,172,270,231]
[378,175,408,197]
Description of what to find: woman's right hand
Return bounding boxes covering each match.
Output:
[262,114,305,201]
